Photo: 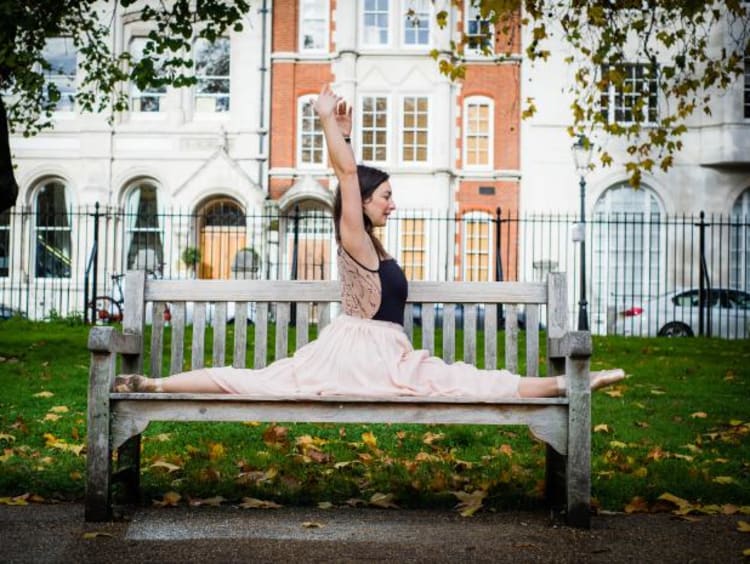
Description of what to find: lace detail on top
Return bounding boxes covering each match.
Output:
[337,247,381,319]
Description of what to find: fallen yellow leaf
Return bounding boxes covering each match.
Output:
[594,424,610,433]
[690,412,707,419]
[43,413,61,422]
[49,406,69,414]
[632,467,648,478]
[604,389,622,398]
[650,389,666,395]
[369,492,399,509]
[422,432,444,445]
[33,391,54,398]
[713,476,735,485]
[82,532,114,539]
[451,489,487,517]
[737,521,750,533]
[239,497,283,509]
[209,443,225,461]
[0,433,15,443]
[0,494,29,506]
[624,496,649,514]
[362,431,378,449]
[609,440,627,449]
[317,501,333,509]
[153,491,181,507]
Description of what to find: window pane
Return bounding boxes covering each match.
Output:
[361,96,388,162]
[364,0,389,45]
[401,96,428,162]
[195,38,230,112]
[130,37,166,112]
[35,182,71,278]
[42,37,76,111]
[465,100,491,167]
[301,0,328,50]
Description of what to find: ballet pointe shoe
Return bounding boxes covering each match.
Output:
[590,369,626,391]
[113,374,162,393]
[555,369,626,396]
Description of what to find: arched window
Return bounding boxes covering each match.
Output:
[298,96,326,167]
[592,183,663,321]
[125,183,163,274]
[463,96,493,170]
[730,188,750,288]
[462,210,494,281]
[35,180,72,278]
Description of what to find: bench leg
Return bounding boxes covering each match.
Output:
[565,353,591,529]
[544,445,566,517]
[116,435,142,506]
[86,352,114,521]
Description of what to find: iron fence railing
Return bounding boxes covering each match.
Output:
[0,205,747,338]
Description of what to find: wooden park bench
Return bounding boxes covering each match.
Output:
[86,270,593,527]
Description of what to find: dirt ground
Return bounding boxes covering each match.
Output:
[1,503,748,563]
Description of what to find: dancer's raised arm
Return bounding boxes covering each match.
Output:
[314,84,378,267]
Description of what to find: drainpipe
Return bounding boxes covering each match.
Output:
[257,0,270,195]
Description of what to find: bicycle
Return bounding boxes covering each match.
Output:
[88,271,171,324]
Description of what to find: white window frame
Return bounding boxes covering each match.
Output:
[463,96,494,170]
[464,0,494,55]
[41,37,77,112]
[33,179,73,280]
[361,0,392,47]
[359,94,391,165]
[600,63,659,125]
[193,37,231,113]
[297,95,327,169]
[398,94,430,166]
[462,210,494,282]
[402,0,432,49]
[128,36,167,113]
[299,0,330,52]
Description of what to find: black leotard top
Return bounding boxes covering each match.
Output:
[372,258,408,325]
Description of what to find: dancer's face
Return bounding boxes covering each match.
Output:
[363,181,396,227]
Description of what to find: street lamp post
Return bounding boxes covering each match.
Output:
[571,134,593,331]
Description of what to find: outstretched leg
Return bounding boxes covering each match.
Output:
[114,370,225,393]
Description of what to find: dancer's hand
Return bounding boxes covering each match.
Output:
[334,98,352,138]
[313,83,339,120]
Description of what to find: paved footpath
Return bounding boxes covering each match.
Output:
[1,503,747,563]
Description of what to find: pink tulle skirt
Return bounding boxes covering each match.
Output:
[202,314,520,400]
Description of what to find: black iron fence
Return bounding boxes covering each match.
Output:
[0,205,747,338]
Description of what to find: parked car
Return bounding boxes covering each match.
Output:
[614,288,750,339]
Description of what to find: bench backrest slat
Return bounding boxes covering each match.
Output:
[275,303,290,359]
[213,302,227,367]
[151,301,166,377]
[505,304,518,374]
[403,303,414,342]
[191,302,206,370]
[463,304,477,366]
[484,304,498,370]
[233,301,248,368]
[421,302,435,355]
[296,303,309,349]
[254,303,269,368]
[442,304,455,363]
[123,271,146,375]
[170,302,186,374]
[525,304,540,377]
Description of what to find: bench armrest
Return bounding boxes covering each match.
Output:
[88,327,143,355]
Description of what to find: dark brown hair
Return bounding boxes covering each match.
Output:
[333,164,390,259]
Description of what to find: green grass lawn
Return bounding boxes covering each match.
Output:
[0,317,748,513]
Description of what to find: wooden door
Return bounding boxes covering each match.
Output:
[199,226,246,279]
